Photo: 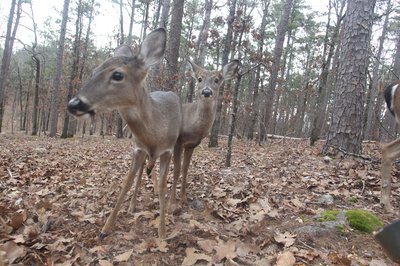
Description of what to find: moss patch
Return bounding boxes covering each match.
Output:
[318,209,339,222]
[345,209,384,233]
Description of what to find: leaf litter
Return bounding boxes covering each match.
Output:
[0,134,397,265]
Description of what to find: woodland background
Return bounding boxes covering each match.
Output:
[0,0,399,153]
[1,0,400,265]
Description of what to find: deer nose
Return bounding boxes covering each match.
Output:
[67,96,94,116]
[201,87,213,98]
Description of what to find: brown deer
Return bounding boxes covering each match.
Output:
[170,60,239,205]
[381,80,400,212]
[67,28,182,239]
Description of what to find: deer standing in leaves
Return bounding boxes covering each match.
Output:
[170,60,239,205]
[67,28,182,238]
[381,80,400,212]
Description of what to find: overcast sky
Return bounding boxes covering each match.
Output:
[0,0,329,50]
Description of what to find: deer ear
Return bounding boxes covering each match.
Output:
[188,60,202,79]
[139,28,167,67]
[114,45,134,57]
[222,60,239,80]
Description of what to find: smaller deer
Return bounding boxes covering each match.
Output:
[381,80,400,212]
[170,60,239,205]
[67,28,182,238]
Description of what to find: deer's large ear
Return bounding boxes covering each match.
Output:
[222,60,239,80]
[188,60,202,79]
[139,28,167,67]
[114,45,134,57]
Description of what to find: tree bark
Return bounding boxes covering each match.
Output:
[165,0,184,92]
[0,0,22,132]
[49,0,70,137]
[209,0,237,147]
[323,0,376,154]
[260,0,294,142]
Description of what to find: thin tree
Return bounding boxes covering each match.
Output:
[49,0,71,137]
[323,0,376,154]
[0,0,23,132]
[209,0,237,147]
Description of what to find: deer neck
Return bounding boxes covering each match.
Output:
[118,88,154,139]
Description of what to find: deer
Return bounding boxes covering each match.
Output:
[168,60,239,206]
[381,80,400,213]
[67,28,182,239]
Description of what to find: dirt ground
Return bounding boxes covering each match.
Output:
[0,133,399,265]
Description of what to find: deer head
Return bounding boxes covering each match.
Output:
[67,28,167,117]
[188,60,239,101]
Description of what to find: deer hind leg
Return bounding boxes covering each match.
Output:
[145,159,157,195]
[381,138,400,212]
[170,142,183,209]
[158,151,172,239]
[100,150,146,238]
[127,161,145,213]
[181,147,194,203]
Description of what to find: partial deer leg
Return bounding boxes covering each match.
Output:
[100,150,146,238]
[180,147,194,203]
[381,138,400,212]
[127,161,145,213]
[158,151,172,238]
[170,142,182,208]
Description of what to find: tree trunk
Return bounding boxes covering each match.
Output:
[165,0,184,92]
[365,0,391,140]
[260,0,294,142]
[309,0,345,145]
[49,0,70,137]
[209,0,237,147]
[0,0,22,132]
[31,56,40,135]
[323,0,376,154]
[247,0,269,141]
[61,0,83,138]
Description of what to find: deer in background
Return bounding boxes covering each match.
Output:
[169,60,239,206]
[67,28,182,239]
[381,80,400,212]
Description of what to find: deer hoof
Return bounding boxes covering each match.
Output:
[98,232,108,240]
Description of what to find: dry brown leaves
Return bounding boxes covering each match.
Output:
[0,134,397,265]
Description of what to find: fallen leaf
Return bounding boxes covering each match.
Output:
[181,248,211,266]
[113,249,133,262]
[274,231,296,247]
[9,209,27,230]
[0,240,26,263]
[198,239,218,253]
[276,251,296,266]
[213,240,237,262]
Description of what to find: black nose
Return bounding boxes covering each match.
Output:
[201,88,213,98]
[67,97,94,116]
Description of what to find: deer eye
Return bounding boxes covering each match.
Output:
[214,78,219,83]
[111,71,124,81]
[198,77,202,83]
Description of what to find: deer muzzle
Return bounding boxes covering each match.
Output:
[67,96,95,117]
[201,87,213,98]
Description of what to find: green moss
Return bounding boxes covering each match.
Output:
[348,197,358,204]
[336,224,345,235]
[318,209,339,222]
[345,209,384,233]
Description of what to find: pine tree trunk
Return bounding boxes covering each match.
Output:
[323,0,376,154]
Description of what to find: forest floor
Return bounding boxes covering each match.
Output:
[0,133,399,265]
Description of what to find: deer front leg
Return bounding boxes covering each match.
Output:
[181,147,194,203]
[381,138,400,212]
[127,162,145,213]
[170,142,182,209]
[158,151,172,239]
[100,150,146,239]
